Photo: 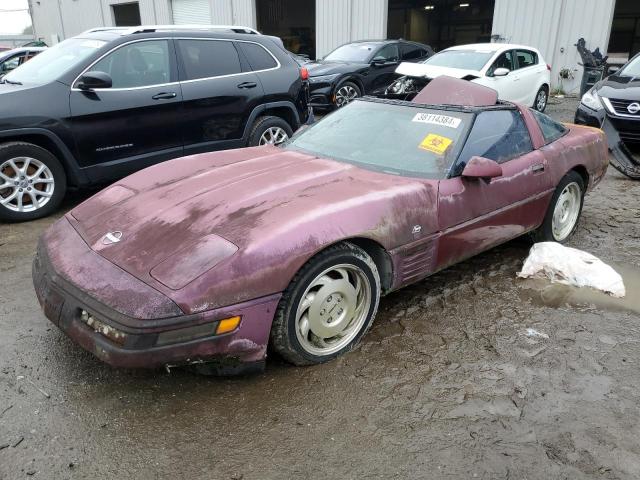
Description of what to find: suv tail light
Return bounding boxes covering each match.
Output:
[300,67,309,81]
[547,64,552,71]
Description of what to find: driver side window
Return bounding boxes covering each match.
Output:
[373,44,399,62]
[487,50,514,76]
[453,110,533,176]
[91,40,171,88]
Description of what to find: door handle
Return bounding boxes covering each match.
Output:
[532,163,545,173]
[152,92,177,100]
[237,81,257,89]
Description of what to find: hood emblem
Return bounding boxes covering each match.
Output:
[627,102,640,114]
[102,231,123,245]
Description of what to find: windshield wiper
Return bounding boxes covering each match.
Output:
[1,78,22,85]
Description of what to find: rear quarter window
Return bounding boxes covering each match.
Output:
[530,108,568,144]
[238,42,278,71]
[454,110,533,175]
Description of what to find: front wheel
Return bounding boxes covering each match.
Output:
[334,81,361,108]
[270,242,381,366]
[534,86,549,112]
[0,142,66,222]
[531,171,585,243]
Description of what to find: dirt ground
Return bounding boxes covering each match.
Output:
[2,97,640,479]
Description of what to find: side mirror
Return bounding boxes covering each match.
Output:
[76,71,112,90]
[608,65,620,75]
[461,156,502,179]
[493,67,510,77]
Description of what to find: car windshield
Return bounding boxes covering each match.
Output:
[423,49,495,71]
[3,37,106,85]
[618,55,640,77]
[285,100,472,179]
[323,43,380,62]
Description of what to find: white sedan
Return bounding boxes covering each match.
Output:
[386,43,551,112]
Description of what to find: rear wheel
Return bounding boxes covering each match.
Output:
[534,85,548,112]
[248,116,293,147]
[270,242,380,366]
[0,142,66,222]
[531,171,585,243]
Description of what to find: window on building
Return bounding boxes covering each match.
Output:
[515,49,538,69]
[92,40,171,88]
[177,40,242,80]
[112,2,141,27]
[238,42,278,71]
[454,110,533,175]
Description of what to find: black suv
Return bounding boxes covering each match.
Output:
[306,39,433,109]
[0,25,311,221]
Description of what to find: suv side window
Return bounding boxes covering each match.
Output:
[177,39,242,80]
[454,110,533,175]
[237,42,277,71]
[515,49,538,69]
[373,44,399,62]
[92,40,171,88]
[400,43,426,61]
[530,108,568,144]
[487,50,514,76]
[1,53,25,73]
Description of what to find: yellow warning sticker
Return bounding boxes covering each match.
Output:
[419,134,453,155]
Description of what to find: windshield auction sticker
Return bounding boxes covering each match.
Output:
[412,113,461,129]
[419,134,453,155]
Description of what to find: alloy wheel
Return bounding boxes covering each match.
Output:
[335,85,359,107]
[536,89,548,111]
[0,157,55,213]
[259,126,289,146]
[552,182,581,241]
[295,264,372,356]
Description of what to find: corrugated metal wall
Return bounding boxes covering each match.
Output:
[209,0,256,26]
[316,0,387,59]
[492,0,616,92]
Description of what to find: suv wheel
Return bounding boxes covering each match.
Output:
[334,81,361,108]
[0,142,66,222]
[248,116,293,147]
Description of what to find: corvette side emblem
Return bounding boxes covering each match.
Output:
[102,231,123,245]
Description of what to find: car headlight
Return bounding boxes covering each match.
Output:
[387,76,414,94]
[309,73,340,84]
[580,88,603,111]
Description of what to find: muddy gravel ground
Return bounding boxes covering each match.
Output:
[2,97,640,479]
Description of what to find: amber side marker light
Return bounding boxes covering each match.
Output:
[216,316,241,335]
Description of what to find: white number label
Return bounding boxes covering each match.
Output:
[412,113,461,128]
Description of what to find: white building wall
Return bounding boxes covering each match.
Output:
[316,0,387,59]
[492,0,616,93]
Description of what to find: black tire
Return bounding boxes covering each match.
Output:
[247,115,293,147]
[270,242,381,366]
[333,80,361,108]
[531,171,585,243]
[533,85,549,112]
[0,142,66,222]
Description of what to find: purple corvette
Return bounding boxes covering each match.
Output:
[33,77,608,374]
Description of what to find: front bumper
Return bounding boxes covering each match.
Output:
[308,83,334,109]
[33,219,281,373]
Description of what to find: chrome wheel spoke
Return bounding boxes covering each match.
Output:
[0,156,54,213]
[551,182,581,241]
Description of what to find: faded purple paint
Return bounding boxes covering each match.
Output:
[34,80,609,370]
[412,75,499,106]
[461,156,503,178]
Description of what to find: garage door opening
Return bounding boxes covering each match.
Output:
[608,0,640,65]
[387,0,495,53]
[112,2,141,27]
[257,0,315,59]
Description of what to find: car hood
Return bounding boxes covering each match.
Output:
[596,74,640,100]
[306,60,368,76]
[68,146,429,290]
[395,62,481,80]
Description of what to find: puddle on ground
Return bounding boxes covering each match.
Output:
[519,263,640,315]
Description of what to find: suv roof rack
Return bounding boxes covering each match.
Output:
[82,25,260,36]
